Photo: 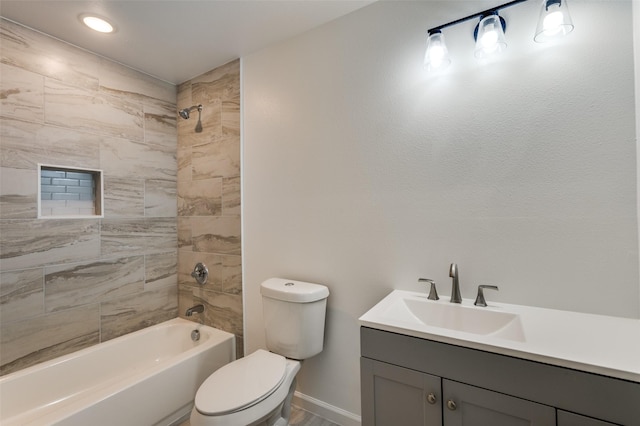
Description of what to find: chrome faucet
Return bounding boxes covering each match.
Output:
[449,263,462,303]
[185,304,204,316]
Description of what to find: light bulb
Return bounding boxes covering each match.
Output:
[474,14,507,59]
[543,10,564,34]
[480,25,499,50]
[424,31,451,72]
[80,14,115,33]
[429,45,445,63]
[534,0,574,42]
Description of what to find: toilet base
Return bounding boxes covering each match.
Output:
[247,377,296,426]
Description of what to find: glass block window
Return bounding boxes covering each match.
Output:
[38,165,103,218]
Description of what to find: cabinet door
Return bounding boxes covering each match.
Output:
[361,357,442,426]
[443,379,555,426]
[557,410,617,426]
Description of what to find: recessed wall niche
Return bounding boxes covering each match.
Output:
[38,164,104,218]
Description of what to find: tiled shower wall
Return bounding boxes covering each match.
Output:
[176,60,243,358]
[0,18,178,375]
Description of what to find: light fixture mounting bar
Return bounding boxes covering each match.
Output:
[427,0,529,34]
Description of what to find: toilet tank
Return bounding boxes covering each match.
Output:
[260,278,329,360]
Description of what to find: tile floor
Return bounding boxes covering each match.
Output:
[178,404,339,426]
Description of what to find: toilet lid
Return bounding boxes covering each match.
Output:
[195,349,287,415]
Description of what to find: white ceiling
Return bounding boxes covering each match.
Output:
[0,0,375,84]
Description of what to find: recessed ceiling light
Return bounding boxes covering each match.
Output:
[79,14,115,33]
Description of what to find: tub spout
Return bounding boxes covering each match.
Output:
[185,304,204,316]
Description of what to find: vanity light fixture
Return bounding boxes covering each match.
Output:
[79,14,115,33]
[424,0,575,72]
[474,12,508,58]
[424,30,451,71]
[534,0,574,42]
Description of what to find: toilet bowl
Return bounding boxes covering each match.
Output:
[190,350,301,426]
[190,278,329,426]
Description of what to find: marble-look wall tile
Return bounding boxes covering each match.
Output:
[222,176,241,215]
[0,18,99,90]
[103,176,145,218]
[177,217,193,252]
[181,285,243,358]
[98,57,176,104]
[191,60,240,102]
[44,256,145,313]
[192,135,240,180]
[177,81,192,109]
[0,219,100,271]
[178,177,222,216]
[145,251,177,290]
[0,18,179,375]
[178,285,194,320]
[0,118,101,170]
[0,304,100,375]
[177,145,192,183]
[222,97,240,137]
[0,268,44,323]
[101,218,176,257]
[100,285,178,341]
[191,216,241,255]
[222,255,242,295]
[0,63,44,122]
[100,219,147,256]
[145,218,177,253]
[145,179,177,217]
[45,79,144,142]
[0,167,37,219]
[194,288,243,356]
[177,59,241,356]
[101,137,176,180]
[144,100,178,149]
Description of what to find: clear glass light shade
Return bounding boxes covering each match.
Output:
[424,31,451,71]
[534,0,574,42]
[474,15,507,58]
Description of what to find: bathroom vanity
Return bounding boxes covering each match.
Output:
[359,290,640,426]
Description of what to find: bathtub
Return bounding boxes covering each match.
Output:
[0,317,235,426]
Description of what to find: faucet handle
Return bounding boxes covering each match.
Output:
[474,285,499,307]
[418,278,439,301]
[191,262,209,285]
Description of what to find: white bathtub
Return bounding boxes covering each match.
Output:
[0,317,235,426]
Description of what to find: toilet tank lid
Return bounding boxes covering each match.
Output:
[261,278,329,303]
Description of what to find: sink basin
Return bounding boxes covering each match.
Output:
[362,291,525,342]
[359,290,640,383]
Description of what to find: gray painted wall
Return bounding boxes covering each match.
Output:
[243,0,638,420]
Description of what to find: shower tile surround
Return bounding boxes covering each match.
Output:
[176,60,243,359]
[0,19,179,375]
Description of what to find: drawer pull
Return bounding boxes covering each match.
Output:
[427,393,437,404]
[447,400,457,411]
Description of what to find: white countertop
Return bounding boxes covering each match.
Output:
[359,290,640,383]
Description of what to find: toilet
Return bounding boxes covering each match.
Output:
[190,278,330,426]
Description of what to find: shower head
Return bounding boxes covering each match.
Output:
[178,104,202,120]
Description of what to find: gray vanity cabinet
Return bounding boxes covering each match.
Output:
[361,358,442,425]
[361,357,555,426]
[556,411,617,426]
[361,327,640,426]
[442,379,555,426]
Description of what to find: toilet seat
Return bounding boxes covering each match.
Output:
[194,349,287,416]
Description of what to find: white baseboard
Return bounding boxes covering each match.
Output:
[292,392,361,426]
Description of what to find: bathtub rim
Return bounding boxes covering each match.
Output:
[0,317,236,425]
